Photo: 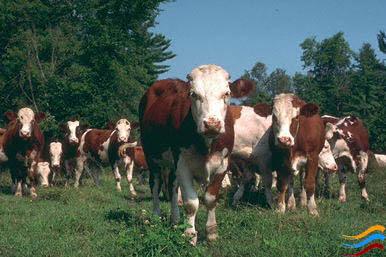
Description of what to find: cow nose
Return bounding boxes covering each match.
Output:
[203,118,221,132]
[119,136,127,142]
[329,164,338,172]
[278,136,292,146]
[69,138,78,144]
[20,131,31,138]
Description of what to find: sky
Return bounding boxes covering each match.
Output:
[153,0,386,80]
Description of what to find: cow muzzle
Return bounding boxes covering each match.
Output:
[326,164,338,173]
[69,138,79,144]
[118,136,128,143]
[277,136,293,147]
[202,118,221,137]
[19,130,31,138]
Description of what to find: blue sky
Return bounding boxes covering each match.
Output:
[153,0,386,79]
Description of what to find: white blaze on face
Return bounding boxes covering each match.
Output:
[188,65,231,136]
[18,108,35,138]
[67,120,80,144]
[37,162,51,187]
[116,119,131,143]
[318,140,337,172]
[272,94,300,147]
[49,142,63,167]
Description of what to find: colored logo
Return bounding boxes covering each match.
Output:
[341,225,385,256]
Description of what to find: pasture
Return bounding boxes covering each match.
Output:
[0,166,385,257]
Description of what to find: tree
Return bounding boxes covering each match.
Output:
[0,0,174,136]
[378,30,386,54]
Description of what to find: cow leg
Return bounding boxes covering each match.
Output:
[113,162,122,192]
[300,171,307,207]
[125,159,137,196]
[74,156,86,188]
[304,158,319,216]
[168,170,180,225]
[176,156,198,246]
[287,175,296,210]
[15,179,22,197]
[205,172,226,243]
[338,167,347,203]
[277,168,290,213]
[150,171,162,216]
[64,160,72,187]
[261,168,274,208]
[271,171,278,189]
[323,171,331,198]
[357,151,369,202]
[232,182,245,206]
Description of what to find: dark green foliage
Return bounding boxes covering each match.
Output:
[0,0,174,131]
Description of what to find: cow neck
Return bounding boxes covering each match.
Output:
[291,116,301,141]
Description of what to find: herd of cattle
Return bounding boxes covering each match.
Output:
[0,64,385,245]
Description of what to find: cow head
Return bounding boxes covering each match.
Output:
[62,120,86,145]
[115,119,136,143]
[4,108,45,139]
[272,94,303,147]
[36,162,51,187]
[187,64,253,138]
[318,140,338,172]
[49,141,62,169]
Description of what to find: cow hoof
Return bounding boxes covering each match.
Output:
[362,196,370,202]
[130,190,137,197]
[206,225,218,243]
[184,229,198,246]
[287,198,296,211]
[14,192,22,197]
[309,209,319,217]
[31,193,38,199]
[116,186,122,192]
[339,196,346,203]
[276,203,286,214]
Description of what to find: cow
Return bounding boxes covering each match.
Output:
[2,107,45,198]
[139,64,254,245]
[76,119,137,193]
[60,119,87,186]
[269,94,326,216]
[374,154,386,168]
[36,140,63,187]
[0,128,8,163]
[322,115,370,202]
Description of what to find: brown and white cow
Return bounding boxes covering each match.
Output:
[322,115,370,202]
[0,128,8,163]
[60,120,87,185]
[76,119,137,192]
[139,65,253,245]
[36,140,63,187]
[269,94,326,216]
[2,108,45,198]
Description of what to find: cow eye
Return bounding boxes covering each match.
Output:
[189,91,197,98]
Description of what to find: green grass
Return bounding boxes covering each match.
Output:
[0,167,385,257]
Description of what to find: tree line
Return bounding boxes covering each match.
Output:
[243,32,386,153]
[1,2,385,152]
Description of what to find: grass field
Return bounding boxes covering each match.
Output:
[0,166,385,257]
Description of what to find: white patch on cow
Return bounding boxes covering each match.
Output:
[322,115,339,120]
[49,142,62,167]
[188,65,231,135]
[0,147,8,162]
[291,155,307,176]
[18,108,35,137]
[115,119,131,143]
[272,94,300,146]
[318,140,337,171]
[37,162,51,187]
[347,131,353,139]
[67,120,80,143]
[343,122,348,126]
[307,194,319,216]
[375,154,386,168]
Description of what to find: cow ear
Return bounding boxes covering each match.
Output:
[325,122,336,140]
[59,123,67,132]
[229,79,255,98]
[35,112,46,123]
[300,103,319,117]
[4,111,17,122]
[106,121,115,130]
[131,121,139,129]
[80,123,89,132]
[253,103,272,117]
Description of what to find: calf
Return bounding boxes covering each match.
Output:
[270,94,325,216]
[36,140,63,187]
[2,108,45,197]
[139,64,253,245]
[61,119,87,185]
[322,115,370,202]
[76,119,137,193]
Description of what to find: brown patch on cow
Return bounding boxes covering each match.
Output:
[126,146,148,170]
[229,79,255,98]
[300,103,319,117]
[253,103,272,117]
[82,129,113,160]
[206,172,227,201]
[210,108,235,156]
[291,96,306,108]
[228,105,242,121]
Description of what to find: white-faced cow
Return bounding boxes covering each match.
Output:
[139,64,253,245]
[36,140,63,187]
[2,108,45,198]
[322,115,371,202]
[269,94,327,216]
[60,119,87,185]
[76,119,137,193]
